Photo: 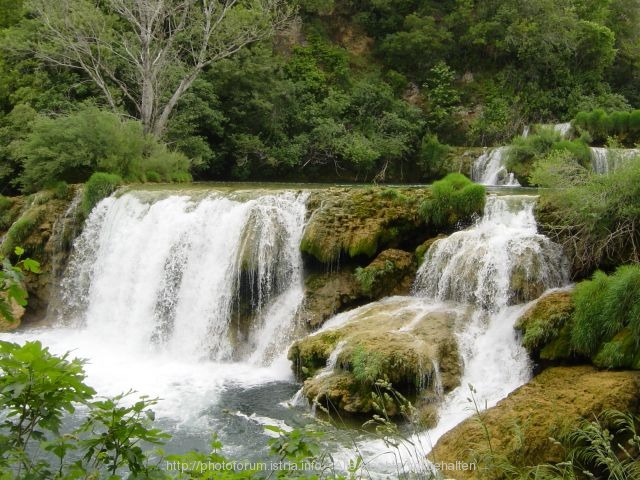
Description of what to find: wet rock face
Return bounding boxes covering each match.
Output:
[429,366,640,479]
[288,298,467,422]
[0,187,84,327]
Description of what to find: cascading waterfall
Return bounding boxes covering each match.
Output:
[590,147,640,174]
[411,194,569,450]
[472,147,520,186]
[53,190,307,364]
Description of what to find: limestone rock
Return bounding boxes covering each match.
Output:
[515,290,575,363]
[301,187,430,264]
[429,366,640,479]
[289,298,467,421]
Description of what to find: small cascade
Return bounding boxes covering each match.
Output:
[409,194,569,453]
[430,359,444,399]
[316,340,347,378]
[414,195,569,310]
[53,190,307,364]
[522,125,530,138]
[472,147,520,186]
[553,122,572,138]
[590,147,640,174]
[48,188,84,279]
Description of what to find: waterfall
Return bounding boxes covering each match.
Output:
[590,147,640,174]
[414,195,568,310]
[411,194,569,450]
[472,147,520,186]
[52,190,307,364]
[553,122,572,138]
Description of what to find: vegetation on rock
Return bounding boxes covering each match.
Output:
[418,173,485,228]
[430,366,640,479]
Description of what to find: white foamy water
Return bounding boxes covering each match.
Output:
[590,147,640,174]
[2,190,308,435]
[472,147,520,186]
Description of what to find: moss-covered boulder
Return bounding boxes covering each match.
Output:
[429,366,640,479]
[289,297,467,422]
[301,187,431,264]
[515,290,575,363]
[354,249,416,299]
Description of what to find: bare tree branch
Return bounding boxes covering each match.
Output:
[27,0,295,136]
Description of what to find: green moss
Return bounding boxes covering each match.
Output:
[593,328,640,369]
[1,207,45,256]
[288,330,343,379]
[82,172,122,216]
[300,188,429,264]
[516,291,575,362]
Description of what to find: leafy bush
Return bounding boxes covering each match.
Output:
[417,133,450,179]
[15,106,192,192]
[573,108,640,146]
[419,173,485,227]
[144,170,162,183]
[528,150,591,188]
[537,160,640,275]
[81,172,122,216]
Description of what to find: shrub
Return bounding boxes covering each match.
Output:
[82,172,122,216]
[417,133,450,180]
[17,106,145,192]
[571,265,640,366]
[573,108,640,146]
[419,173,485,227]
[144,170,162,183]
[537,160,640,275]
[52,181,70,200]
[130,143,191,183]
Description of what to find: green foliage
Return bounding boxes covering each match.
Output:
[0,340,95,476]
[419,173,485,227]
[1,208,42,256]
[538,159,640,275]
[351,345,385,385]
[571,266,640,367]
[574,108,640,145]
[529,150,591,188]
[0,246,39,324]
[81,172,122,216]
[417,134,450,179]
[507,128,593,185]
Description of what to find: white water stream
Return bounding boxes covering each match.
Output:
[472,147,520,186]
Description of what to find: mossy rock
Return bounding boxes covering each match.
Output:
[289,298,467,419]
[415,235,447,266]
[354,248,416,298]
[429,366,640,479]
[0,290,26,332]
[515,291,575,363]
[0,186,84,324]
[301,270,365,328]
[301,188,430,264]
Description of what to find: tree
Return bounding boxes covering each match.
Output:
[27,0,294,137]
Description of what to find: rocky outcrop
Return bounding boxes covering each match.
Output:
[429,366,640,479]
[301,187,431,264]
[0,186,83,327]
[515,290,575,364]
[289,298,467,423]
